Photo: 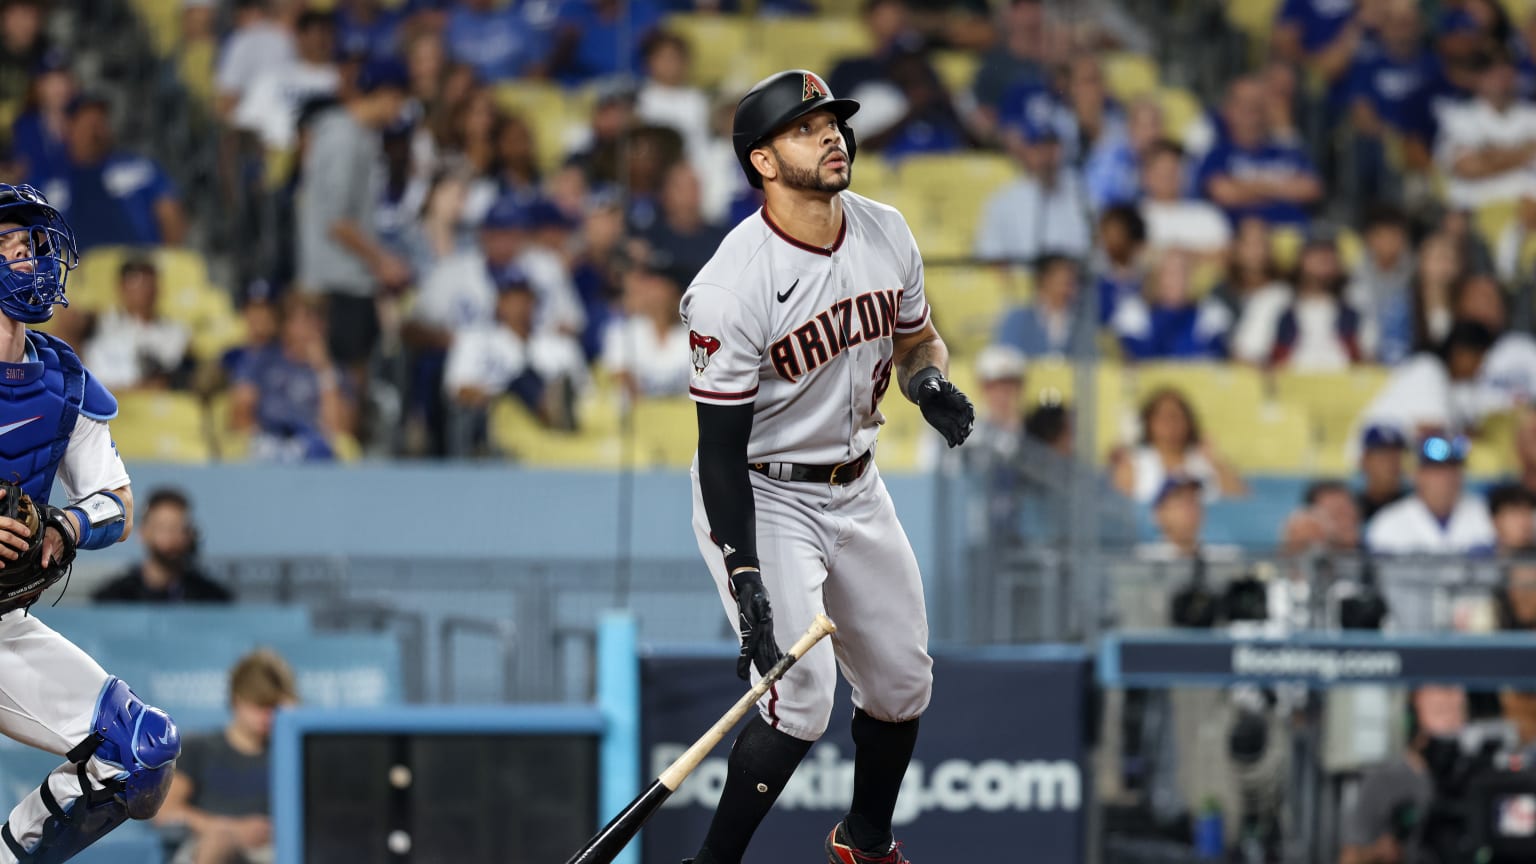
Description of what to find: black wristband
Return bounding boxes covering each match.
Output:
[906,366,944,403]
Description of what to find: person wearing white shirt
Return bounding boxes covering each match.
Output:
[83,257,190,391]
[975,118,1092,263]
[1366,434,1497,629]
[443,265,586,418]
[1139,139,1231,257]
[1435,50,1536,210]
[600,250,690,400]
[215,0,296,121]
[635,31,711,164]
[232,10,342,150]
[1354,322,1498,455]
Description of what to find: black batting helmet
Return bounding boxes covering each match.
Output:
[733,69,859,189]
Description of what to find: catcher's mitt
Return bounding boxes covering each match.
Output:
[0,481,75,613]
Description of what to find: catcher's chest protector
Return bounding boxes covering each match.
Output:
[0,332,90,504]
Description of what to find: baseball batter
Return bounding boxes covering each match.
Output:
[680,71,974,864]
[0,184,179,863]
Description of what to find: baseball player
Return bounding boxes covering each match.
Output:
[680,71,974,864]
[0,184,180,863]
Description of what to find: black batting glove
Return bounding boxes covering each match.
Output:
[910,368,975,448]
[729,568,783,680]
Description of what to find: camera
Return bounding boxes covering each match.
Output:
[1417,721,1536,864]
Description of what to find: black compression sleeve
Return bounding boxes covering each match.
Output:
[696,401,758,572]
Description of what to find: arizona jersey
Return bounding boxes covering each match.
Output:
[681,191,930,464]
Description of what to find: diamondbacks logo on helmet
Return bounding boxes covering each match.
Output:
[690,330,722,377]
[802,72,829,101]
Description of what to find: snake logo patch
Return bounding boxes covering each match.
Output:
[803,72,829,101]
[690,330,722,377]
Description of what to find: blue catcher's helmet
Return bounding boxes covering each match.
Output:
[0,184,78,324]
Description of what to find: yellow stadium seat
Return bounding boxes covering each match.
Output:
[131,0,181,57]
[925,265,1023,356]
[1226,0,1285,55]
[68,247,131,313]
[849,153,897,199]
[747,19,872,86]
[1469,410,1519,478]
[111,392,212,463]
[898,153,1017,203]
[205,393,248,462]
[1475,199,1521,250]
[178,41,216,107]
[1223,402,1316,474]
[669,14,751,90]
[1101,52,1159,103]
[1271,367,1391,452]
[490,397,621,467]
[493,83,595,174]
[1024,359,1128,459]
[1336,228,1363,271]
[932,50,980,97]
[1270,224,1304,273]
[629,397,698,468]
[1131,363,1265,444]
[1156,87,1203,148]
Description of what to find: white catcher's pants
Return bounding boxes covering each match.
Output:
[0,611,130,863]
[691,462,934,741]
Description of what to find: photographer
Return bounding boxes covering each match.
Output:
[1339,686,1468,864]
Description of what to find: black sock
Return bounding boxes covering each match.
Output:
[844,708,920,852]
[694,714,814,864]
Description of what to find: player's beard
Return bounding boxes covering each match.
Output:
[770,146,851,193]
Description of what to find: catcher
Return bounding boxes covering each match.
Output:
[0,184,179,864]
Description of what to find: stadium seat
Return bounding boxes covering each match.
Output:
[1024,359,1127,459]
[490,397,620,467]
[1221,402,1315,473]
[1101,52,1160,102]
[178,40,216,107]
[492,83,595,174]
[898,153,1017,203]
[925,265,1023,356]
[1270,224,1305,273]
[131,0,181,57]
[1474,199,1521,251]
[1130,363,1266,445]
[111,392,213,463]
[1270,367,1390,453]
[848,152,896,199]
[932,50,980,97]
[1225,0,1286,59]
[1469,410,1520,478]
[669,14,752,90]
[629,397,698,468]
[747,20,873,87]
[1156,86,1204,147]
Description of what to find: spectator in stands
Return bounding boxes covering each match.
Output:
[1357,425,1410,524]
[640,163,727,288]
[1142,475,1209,560]
[1282,479,1363,555]
[995,253,1092,358]
[1195,76,1323,227]
[1025,399,1073,457]
[215,0,295,121]
[444,0,554,82]
[1348,0,1437,187]
[1408,232,1465,354]
[567,82,640,191]
[83,255,192,392]
[444,85,501,188]
[32,93,187,250]
[1274,0,1377,105]
[157,648,298,864]
[1488,482,1536,552]
[0,0,46,114]
[547,0,662,84]
[296,59,410,395]
[335,0,405,63]
[1349,205,1416,364]
[636,30,709,163]
[1113,387,1247,504]
[974,114,1091,262]
[569,195,625,356]
[1092,204,1145,325]
[963,344,1028,464]
[1140,139,1232,258]
[970,0,1049,137]
[1357,321,1497,444]
[1366,433,1495,553]
[10,49,74,180]
[602,243,690,400]
[231,294,355,462]
[1437,48,1536,210]
[1265,237,1376,370]
[93,488,229,603]
[856,51,972,159]
[443,262,586,436]
[1339,685,1468,864]
[828,0,926,98]
[697,91,751,226]
[1113,248,1232,361]
[233,9,341,151]
[1068,57,1141,213]
[221,278,282,382]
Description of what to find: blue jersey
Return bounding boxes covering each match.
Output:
[1278,0,1355,54]
[1349,45,1436,138]
[1195,139,1319,227]
[0,331,117,505]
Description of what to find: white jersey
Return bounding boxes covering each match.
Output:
[680,192,931,464]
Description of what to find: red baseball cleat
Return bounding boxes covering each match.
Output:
[824,821,911,863]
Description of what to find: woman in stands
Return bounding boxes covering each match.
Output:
[1113,387,1248,504]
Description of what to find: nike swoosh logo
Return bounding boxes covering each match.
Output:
[0,416,41,437]
[777,279,799,303]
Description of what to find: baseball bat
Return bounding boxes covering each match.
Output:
[561,613,838,864]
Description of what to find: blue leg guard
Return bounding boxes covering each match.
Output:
[1,677,180,863]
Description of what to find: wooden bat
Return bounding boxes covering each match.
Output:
[561,613,838,864]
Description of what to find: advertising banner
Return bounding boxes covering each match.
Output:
[639,647,1089,862]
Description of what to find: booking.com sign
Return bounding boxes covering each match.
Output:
[640,650,1090,862]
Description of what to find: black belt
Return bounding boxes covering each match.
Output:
[750,450,873,485]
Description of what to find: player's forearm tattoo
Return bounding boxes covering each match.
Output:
[895,337,946,401]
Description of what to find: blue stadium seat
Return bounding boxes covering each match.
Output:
[35,605,312,644]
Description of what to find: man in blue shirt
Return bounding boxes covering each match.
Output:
[1195,76,1323,227]
[1348,0,1436,186]
[29,94,186,251]
[444,0,552,83]
[548,0,661,84]
[1274,0,1374,114]
[334,0,404,62]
